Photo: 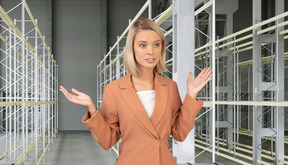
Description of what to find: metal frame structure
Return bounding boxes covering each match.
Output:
[0,0,58,164]
[97,0,287,164]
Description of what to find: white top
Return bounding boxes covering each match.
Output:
[136,90,155,119]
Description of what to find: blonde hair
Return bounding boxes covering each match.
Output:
[123,17,167,76]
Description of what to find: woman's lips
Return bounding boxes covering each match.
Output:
[145,58,155,63]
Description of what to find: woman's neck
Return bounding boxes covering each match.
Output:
[132,69,155,84]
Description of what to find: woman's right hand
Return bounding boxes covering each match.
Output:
[59,86,96,114]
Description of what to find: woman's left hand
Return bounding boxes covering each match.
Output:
[186,67,212,99]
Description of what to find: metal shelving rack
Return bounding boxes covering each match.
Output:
[0,0,58,164]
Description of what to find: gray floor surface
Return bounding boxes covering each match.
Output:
[2,130,286,164]
[26,131,117,165]
[22,131,241,165]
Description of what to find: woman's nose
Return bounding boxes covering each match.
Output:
[147,45,153,55]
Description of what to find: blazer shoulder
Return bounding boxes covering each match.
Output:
[157,74,176,86]
[104,75,126,90]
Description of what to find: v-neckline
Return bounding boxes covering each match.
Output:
[129,73,157,120]
[119,72,169,138]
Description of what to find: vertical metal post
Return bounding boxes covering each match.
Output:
[53,59,56,137]
[109,47,112,82]
[104,61,106,87]
[42,36,46,161]
[275,0,285,162]
[52,61,54,137]
[4,34,11,161]
[40,36,49,161]
[51,55,54,142]
[97,68,99,108]
[116,36,120,79]
[9,28,12,162]
[5,35,8,162]
[274,0,285,165]
[21,1,26,162]
[252,1,262,164]
[248,65,251,131]
[148,0,152,19]
[25,36,29,154]
[100,64,103,108]
[48,46,51,149]
[56,66,59,133]
[233,36,237,154]
[123,51,126,75]
[211,0,216,162]
[216,36,220,155]
[236,45,240,146]
[34,19,38,165]
[13,19,17,163]
[275,22,279,164]
[206,45,212,148]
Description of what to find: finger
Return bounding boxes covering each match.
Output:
[205,74,212,83]
[59,88,68,96]
[59,86,69,94]
[204,67,211,75]
[203,68,212,80]
[188,72,192,80]
[59,87,74,100]
[60,89,72,101]
[200,74,212,88]
[197,68,207,78]
[71,88,80,96]
[200,67,211,78]
[203,67,211,77]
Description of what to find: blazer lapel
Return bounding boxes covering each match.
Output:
[150,73,168,129]
[119,73,169,140]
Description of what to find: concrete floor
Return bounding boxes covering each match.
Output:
[22,131,240,165]
[26,131,117,165]
[1,130,286,164]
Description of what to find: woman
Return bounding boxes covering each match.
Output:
[59,17,212,165]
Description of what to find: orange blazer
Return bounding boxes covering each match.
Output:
[82,72,204,165]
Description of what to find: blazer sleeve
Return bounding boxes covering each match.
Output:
[171,81,204,142]
[82,85,120,150]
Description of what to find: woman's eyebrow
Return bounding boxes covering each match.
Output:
[137,40,160,43]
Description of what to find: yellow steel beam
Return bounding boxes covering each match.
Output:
[24,1,57,68]
[37,129,58,165]
[0,101,58,107]
[16,128,48,164]
[0,5,50,69]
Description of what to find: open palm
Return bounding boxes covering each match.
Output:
[59,86,94,109]
[186,67,212,97]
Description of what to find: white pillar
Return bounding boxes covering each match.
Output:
[172,0,196,163]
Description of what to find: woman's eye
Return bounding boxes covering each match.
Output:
[155,43,160,47]
[140,44,146,48]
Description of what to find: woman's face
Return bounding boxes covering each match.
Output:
[133,30,162,72]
